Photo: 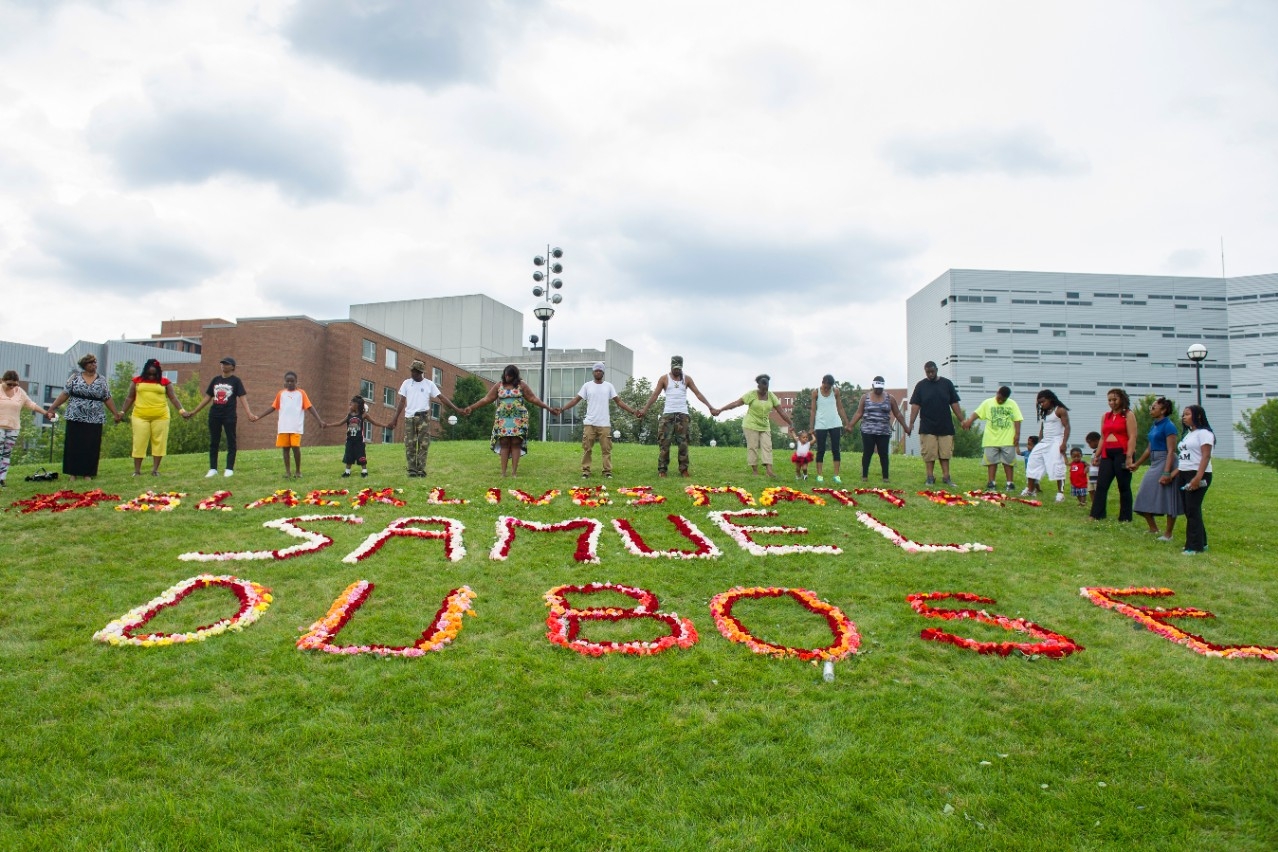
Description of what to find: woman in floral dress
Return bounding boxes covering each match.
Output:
[463,365,552,477]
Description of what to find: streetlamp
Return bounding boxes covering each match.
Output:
[532,245,564,442]
[1186,343,1208,407]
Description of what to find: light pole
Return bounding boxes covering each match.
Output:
[532,245,563,442]
[1186,343,1208,408]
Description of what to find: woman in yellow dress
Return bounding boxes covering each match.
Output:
[120,358,185,477]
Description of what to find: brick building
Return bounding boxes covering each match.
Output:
[194,316,483,452]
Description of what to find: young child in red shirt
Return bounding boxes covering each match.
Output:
[1068,447,1090,506]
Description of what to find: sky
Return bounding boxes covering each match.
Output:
[1,0,1276,405]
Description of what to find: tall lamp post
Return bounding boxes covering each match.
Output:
[1186,343,1208,407]
[531,245,564,442]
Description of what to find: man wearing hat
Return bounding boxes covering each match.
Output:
[558,362,640,479]
[387,359,462,477]
[185,356,252,477]
[638,355,715,477]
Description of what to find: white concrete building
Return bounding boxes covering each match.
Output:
[906,269,1278,461]
[350,294,633,441]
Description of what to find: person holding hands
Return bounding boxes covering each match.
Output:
[119,358,186,477]
[462,364,551,478]
[556,361,639,479]
[251,371,325,479]
[717,374,793,477]
[184,356,252,478]
[637,355,716,478]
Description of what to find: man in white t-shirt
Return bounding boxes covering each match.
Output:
[558,362,640,478]
[387,359,461,477]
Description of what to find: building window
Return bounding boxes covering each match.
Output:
[969,325,982,332]
[383,386,397,407]
[162,371,178,383]
[382,427,395,443]
[362,339,376,362]
[1053,330,1066,337]
[363,420,373,441]
[970,376,984,384]
[432,367,443,386]
[360,380,375,401]
[431,401,442,420]
[385,348,397,370]
[940,298,948,307]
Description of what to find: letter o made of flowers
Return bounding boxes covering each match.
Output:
[710,587,860,662]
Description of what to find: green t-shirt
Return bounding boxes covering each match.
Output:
[974,397,1023,447]
[741,391,781,432]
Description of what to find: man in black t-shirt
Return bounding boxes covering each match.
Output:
[907,361,967,487]
[186,357,252,477]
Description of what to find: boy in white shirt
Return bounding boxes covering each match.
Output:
[252,371,325,478]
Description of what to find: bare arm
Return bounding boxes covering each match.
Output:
[519,381,551,411]
[684,375,715,411]
[907,402,919,432]
[1057,406,1070,454]
[188,393,213,417]
[639,374,668,416]
[561,394,583,412]
[387,395,408,427]
[846,395,867,430]
[1156,432,1177,482]
[1125,410,1138,463]
[165,383,185,416]
[462,384,501,416]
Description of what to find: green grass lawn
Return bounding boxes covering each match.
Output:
[2,440,1275,851]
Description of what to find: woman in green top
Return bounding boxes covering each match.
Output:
[717,374,793,477]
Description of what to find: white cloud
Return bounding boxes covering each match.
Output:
[0,0,1273,397]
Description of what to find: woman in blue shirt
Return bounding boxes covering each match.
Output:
[1129,397,1182,540]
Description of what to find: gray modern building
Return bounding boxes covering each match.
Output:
[350,294,633,441]
[906,269,1278,461]
[0,338,201,416]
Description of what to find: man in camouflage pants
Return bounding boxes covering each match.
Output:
[387,359,461,477]
[639,355,716,478]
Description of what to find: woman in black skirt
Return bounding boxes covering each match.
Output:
[47,353,121,480]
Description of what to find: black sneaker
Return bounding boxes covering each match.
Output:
[604,473,612,479]
[342,472,351,478]
[361,471,368,478]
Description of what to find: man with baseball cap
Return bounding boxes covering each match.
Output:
[558,361,640,479]
[185,356,252,477]
[637,355,715,477]
[387,359,462,477]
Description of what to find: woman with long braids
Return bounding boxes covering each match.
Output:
[1025,389,1070,501]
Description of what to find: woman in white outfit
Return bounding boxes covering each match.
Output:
[1026,389,1070,501]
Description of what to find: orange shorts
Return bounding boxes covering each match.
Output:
[276,433,302,448]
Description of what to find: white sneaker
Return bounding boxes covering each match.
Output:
[224,469,234,478]
[1020,488,1031,497]
[206,469,218,478]
[1055,492,1064,503]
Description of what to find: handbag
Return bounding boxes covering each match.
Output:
[25,468,59,482]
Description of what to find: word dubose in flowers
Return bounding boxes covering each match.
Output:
[94,578,1278,664]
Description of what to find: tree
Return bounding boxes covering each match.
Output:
[615,377,658,445]
[952,414,984,458]
[1237,399,1278,470]
[447,376,495,441]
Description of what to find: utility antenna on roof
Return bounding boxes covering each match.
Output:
[1219,236,1226,279]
